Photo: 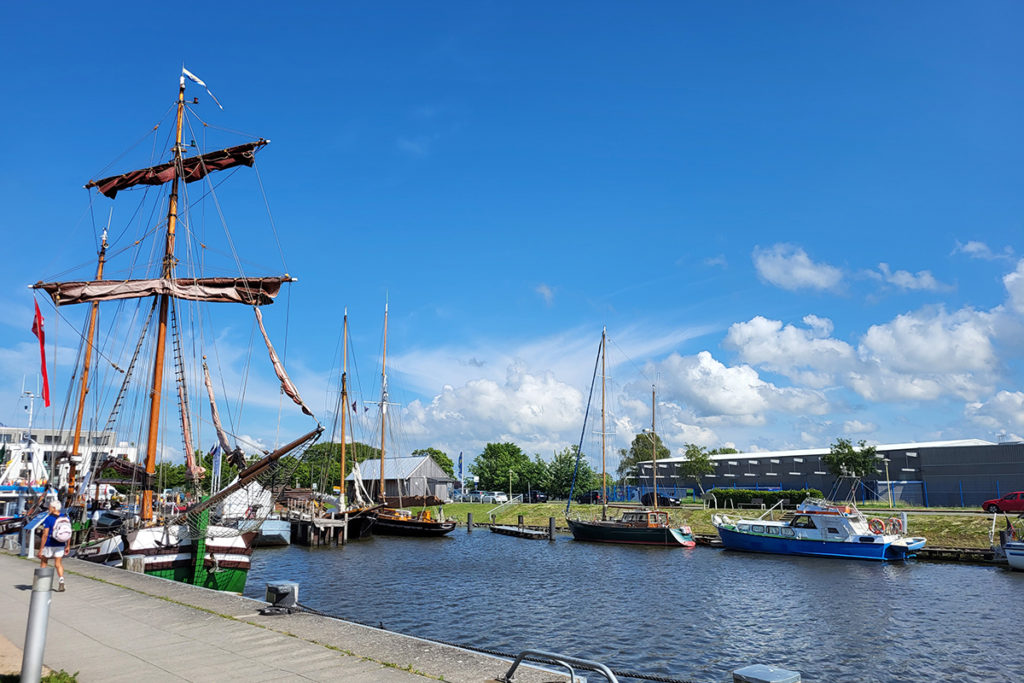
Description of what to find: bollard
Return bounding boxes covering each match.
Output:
[21,567,54,683]
[518,514,525,529]
[548,516,556,541]
[467,512,473,532]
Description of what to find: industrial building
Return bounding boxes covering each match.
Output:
[637,439,1024,508]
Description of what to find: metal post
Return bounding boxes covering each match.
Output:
[466,512,473,532]
[959,480,964,508]
[923,480,929,508]
[548,516,556,541]
[21,567,53,683]
[517,514,524,529]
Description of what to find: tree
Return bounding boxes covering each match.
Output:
[547,445,599,499]
[823,438,878,480]
[709,447,738,455]
[616,432,671,481]
[519,455,551,495]
[469,442,532,491]
[678,443,715,494]
[411,447,454,478]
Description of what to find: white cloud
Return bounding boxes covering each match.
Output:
[535,283,554,305]
[753,244,843,292]
[953,240,1015,261]
[653,351,828,420]
[842,420,876,434]
[704,255,727,268]
[869,263,949,292]
[725,315,855,388]
[1004,260,1024,315]
[965,391,1024,433]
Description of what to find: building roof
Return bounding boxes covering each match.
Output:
[346,456,454,482]
[650,438,996,465]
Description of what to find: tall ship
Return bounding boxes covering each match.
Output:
[33,69,321,592]
[565,329,695,548]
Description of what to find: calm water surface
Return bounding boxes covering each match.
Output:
[245,530,1021,682]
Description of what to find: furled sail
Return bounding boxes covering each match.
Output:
[177,381,205,481]
[254,307,316,419]
[203,360,234,456]
[85,140,268,199]
[33,276,290,307]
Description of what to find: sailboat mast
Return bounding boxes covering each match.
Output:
[68,230,108,498]
[339,309,348,509]
[379,302,388,504]
[141,77,187,522]
[600,327,607,521]
[650,385,658,511]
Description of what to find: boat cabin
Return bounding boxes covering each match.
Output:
[621,510,669,528]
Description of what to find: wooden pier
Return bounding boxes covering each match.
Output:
[490,525,551,540]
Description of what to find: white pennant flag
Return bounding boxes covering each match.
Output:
[181,65,223,110]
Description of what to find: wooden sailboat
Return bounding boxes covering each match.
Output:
[565,329,695,547]
[368,303,456,537]
[35,70,322,592]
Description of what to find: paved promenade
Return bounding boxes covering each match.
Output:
[0,551,563,682]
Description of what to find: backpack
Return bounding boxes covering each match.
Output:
[52,515,73,543]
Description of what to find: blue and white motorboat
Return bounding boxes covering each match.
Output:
[712,498,926,561]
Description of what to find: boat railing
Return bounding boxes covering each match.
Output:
[758,498,786,520]
[488,495,524,522]
[501,648,618,682]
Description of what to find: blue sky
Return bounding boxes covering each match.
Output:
[1,3,1023,473]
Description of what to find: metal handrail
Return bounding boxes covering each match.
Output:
[487,494,524,521]
[502,648,618,682]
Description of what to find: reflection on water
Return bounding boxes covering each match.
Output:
[245,529,1022,682]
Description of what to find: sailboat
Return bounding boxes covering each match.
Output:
[368,303,456,537]
[34,69,322,592]
[565,329,695,547]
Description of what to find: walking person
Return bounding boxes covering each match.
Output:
[39,499,72,591]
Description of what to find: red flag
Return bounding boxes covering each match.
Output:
[31,300,50,408]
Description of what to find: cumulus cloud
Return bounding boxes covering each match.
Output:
[1005,260,1024,315]
[725,315,855,388]
[953,240,1014,261]
[965,391,1024,433]
[868,263,949,292]
[753,244,843,292]
[842,420,876,434]
[653,351,828,420]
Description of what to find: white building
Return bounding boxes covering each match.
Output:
[0,426,138,490]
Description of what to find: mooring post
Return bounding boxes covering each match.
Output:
[466,512,473,532]
[518,514,524,529]
[548,516,556,541]
[21,567,54,683]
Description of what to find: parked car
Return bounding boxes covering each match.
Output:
[450,490,470,502]
[492,491,509,504]
[577,490,604,504]
[526,491,548,503]
[981,491,1024,513]
[640,491,681,507]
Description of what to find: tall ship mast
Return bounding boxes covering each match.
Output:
[32,69,322,592]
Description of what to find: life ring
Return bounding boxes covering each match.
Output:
[886,517,903,534]
[868,518,885,534]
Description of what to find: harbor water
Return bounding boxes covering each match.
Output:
[245,529,1021,682]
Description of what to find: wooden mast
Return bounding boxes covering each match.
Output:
[650,386,658,511]
[378,301,388,504]
[67,230,108,498]
[600,327,607,521]
[339,308,348,510]
[141,77,186,522]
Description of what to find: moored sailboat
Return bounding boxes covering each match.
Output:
[565,328,695,548]
[35,69,322,591]
[368,303,455,537]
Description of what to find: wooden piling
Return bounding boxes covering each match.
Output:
[467,512,473,532]
[548,517,556,541]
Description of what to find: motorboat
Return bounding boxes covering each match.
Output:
[712,498,926,561]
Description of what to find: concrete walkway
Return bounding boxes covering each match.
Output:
[0,551,563,682]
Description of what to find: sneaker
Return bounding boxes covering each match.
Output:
[57,579,65,592]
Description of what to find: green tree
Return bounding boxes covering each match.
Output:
[519,455,551,494]
[469,442,531,491]
[823,438,878,480]
[709,447,738,455]
[678,443,716,494]
[411,447,454,478]
[547,445,599,499]
[616,432,671,481]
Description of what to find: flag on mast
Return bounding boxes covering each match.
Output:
[182,66,223,109]
[31,300,50,407]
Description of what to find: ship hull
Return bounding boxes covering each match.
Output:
[715,524,923,561]
[75,524,256,592]
[567,518,695,547]
[371,512,456,537]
